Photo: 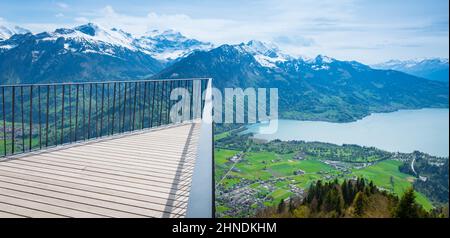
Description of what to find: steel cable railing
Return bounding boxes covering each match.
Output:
[0,78,210,158]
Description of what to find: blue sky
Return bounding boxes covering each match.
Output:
[0,0,448,64]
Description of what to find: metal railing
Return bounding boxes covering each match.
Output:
[0,78,210,158]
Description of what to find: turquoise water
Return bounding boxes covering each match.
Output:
[243,109,449,157]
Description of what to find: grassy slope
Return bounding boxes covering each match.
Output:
[216,149,434,211]
[215,130,435,214]
[218,150,338,207]
[352,160,433,210]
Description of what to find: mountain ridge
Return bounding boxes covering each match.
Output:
[155,43,449,122]
[373,58,449,82]
[1,23,448,122]
[0,23,212,84]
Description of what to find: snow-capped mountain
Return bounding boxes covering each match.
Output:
[0,23,164,84]
[0,25,30,40]
[228,40,371,74]
[373,58,449,82]
[135,29,213,62]
[235,40,291,68]
[0,23,213,61]
[1,23,141,56]
[0,23,215,84]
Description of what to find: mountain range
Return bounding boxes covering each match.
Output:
[0,25,30,41]
[155,42,448,121]
[0,23,448,122]
[0,23,211,84]
[373,58,449,83]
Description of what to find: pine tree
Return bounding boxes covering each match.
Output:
[368,181,376,194]
[277,199,286,214]
[353,191,366,217]
[288,198,295,213]
[394,187,420,218]
[341,180,350,205]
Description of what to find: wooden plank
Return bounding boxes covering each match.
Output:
[8,155,195,182]
[0,176,187,215]
[30,150,195,173]
[0,171,188,207]
[0,186,148,218]
[0,210,26,218]
[0,163,191,198]
[6,158,193,189]
[0,122,201,218]
[53,146,188,163]
[0,202,65,218]
[0,194,105,218]
[0,165,190,203]
[0,165,189,199]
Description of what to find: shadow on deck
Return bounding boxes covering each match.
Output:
[0,122,201,218]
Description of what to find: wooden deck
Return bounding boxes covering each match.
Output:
[0,122,201,218]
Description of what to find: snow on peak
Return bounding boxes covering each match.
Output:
[0,25,30,40]
[302,55,336,71]
[136,29,213,61]
[142,29,189,42]
[373,58,449,70]
[2,23,212,61]
[238,40,291,68]
[74,23,135,49]
[39,23,138,56]
[314,55,335,64]
[241,40,281,56]
[74,23,101,36]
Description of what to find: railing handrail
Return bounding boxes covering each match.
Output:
[1,78,211,158]
[0,78,211,88]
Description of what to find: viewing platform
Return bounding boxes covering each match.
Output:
[0,78,213,218]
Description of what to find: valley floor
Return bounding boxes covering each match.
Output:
[214,127,447,218]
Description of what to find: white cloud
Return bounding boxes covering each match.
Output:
[56,2,69,9]
[55,13,64,18]
[2,1,447,63]
[78,5,238,42]
[70,4,361,59]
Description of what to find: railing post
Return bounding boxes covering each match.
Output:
[68,84,72,142]
[45,85,49,147]
[159,81,164,126]
[21,86,24,153]
[150,81,156,128]
[82,84,86,140]
[112,82,116,135]
[122,82,127,133]
[132,82,137,131]
[11,86,15,154]
[100,83,105,137]
[88,84,92,139]
[2,87,6,156]
[75,84,79,141]
[142,82,147,129]
[53,85,57,146]
[38,86,42,149]
[95,84,98,137]
[106,83,110,135]
[61,85,65,145]
[29,86,33,151]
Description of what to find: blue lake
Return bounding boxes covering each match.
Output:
[243,108,449,157]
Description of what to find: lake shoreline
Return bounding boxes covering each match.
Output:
[244,108,450,157]
[280,106,450,123]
